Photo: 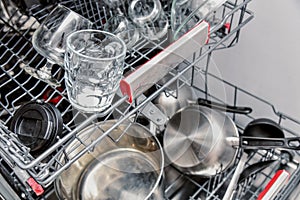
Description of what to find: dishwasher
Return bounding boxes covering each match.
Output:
[1,0,300,199]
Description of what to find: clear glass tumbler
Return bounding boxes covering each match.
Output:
[64,30,126,112]
[128,0,169,40]
[25,4,93,87]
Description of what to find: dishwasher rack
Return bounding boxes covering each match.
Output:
[2,0,300,199]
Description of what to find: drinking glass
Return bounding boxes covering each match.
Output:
[171,0,226,40]
[128,0,169,40]
[64,30,126,113]
[104,12,140,49]
[103,0,139,49]
[25,4,94,87]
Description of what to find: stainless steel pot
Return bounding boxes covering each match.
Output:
[55,120,164,200]
[163,105,239,176]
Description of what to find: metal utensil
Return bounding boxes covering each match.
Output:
[163,100,253,177]
[153,75,197,119]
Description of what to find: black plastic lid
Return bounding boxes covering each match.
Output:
[10,101,63,153]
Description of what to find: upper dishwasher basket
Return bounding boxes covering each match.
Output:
[8,1,300,200]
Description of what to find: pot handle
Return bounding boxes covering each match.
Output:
[196,98,252,115]
[240,136,300,150]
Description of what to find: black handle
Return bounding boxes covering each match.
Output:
[238,159,276,184]
[240,136,300,150]
[197,98,252,115]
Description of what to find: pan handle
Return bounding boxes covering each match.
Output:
[240,136,300,150]
[196,98,252,115]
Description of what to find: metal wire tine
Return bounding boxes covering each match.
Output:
[35,162,51,180]
[235,181,244,199]
[75,133,91,150]
[0,127,30,162]
[243,177,254,196]
[164,173,184,194]
[87,0,97,22]
[0,105,19,117]
[61,148,70,165]
[53,151,65,168]
[109,120,132,143]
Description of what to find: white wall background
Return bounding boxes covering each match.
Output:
[211,0,300,120]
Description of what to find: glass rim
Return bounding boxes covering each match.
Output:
[42,4,94,26]
[66,29,127,61]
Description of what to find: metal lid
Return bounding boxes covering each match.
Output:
[10,101,63,153]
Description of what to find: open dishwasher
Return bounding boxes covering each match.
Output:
[1,0,300,199]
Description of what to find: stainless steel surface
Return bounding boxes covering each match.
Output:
[137,94,168,127]
[153,74,197,118]
[78,149,161,200]
[163,105,239,176]
[222,152,247,200]
[55,120,164,200]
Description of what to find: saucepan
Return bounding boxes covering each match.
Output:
[163,104,297,177]
[163,105,239,176]
[55,120,164,200]
[153,74,252,119]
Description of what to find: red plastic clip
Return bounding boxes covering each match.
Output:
[42,87,64,104]
[224,22,231,31]
[27,177,44,196]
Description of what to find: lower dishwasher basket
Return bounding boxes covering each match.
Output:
[1,0,300,199]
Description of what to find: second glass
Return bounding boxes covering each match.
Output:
[25,4,94,87]
[64,30,126,113]
[128,0,169,40]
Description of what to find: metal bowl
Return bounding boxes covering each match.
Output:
[55,120,164,200]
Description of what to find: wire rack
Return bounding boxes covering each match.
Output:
[2,0,300,199]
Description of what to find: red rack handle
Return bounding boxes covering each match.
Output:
[120,21,210,103]
[257,169,290,200]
